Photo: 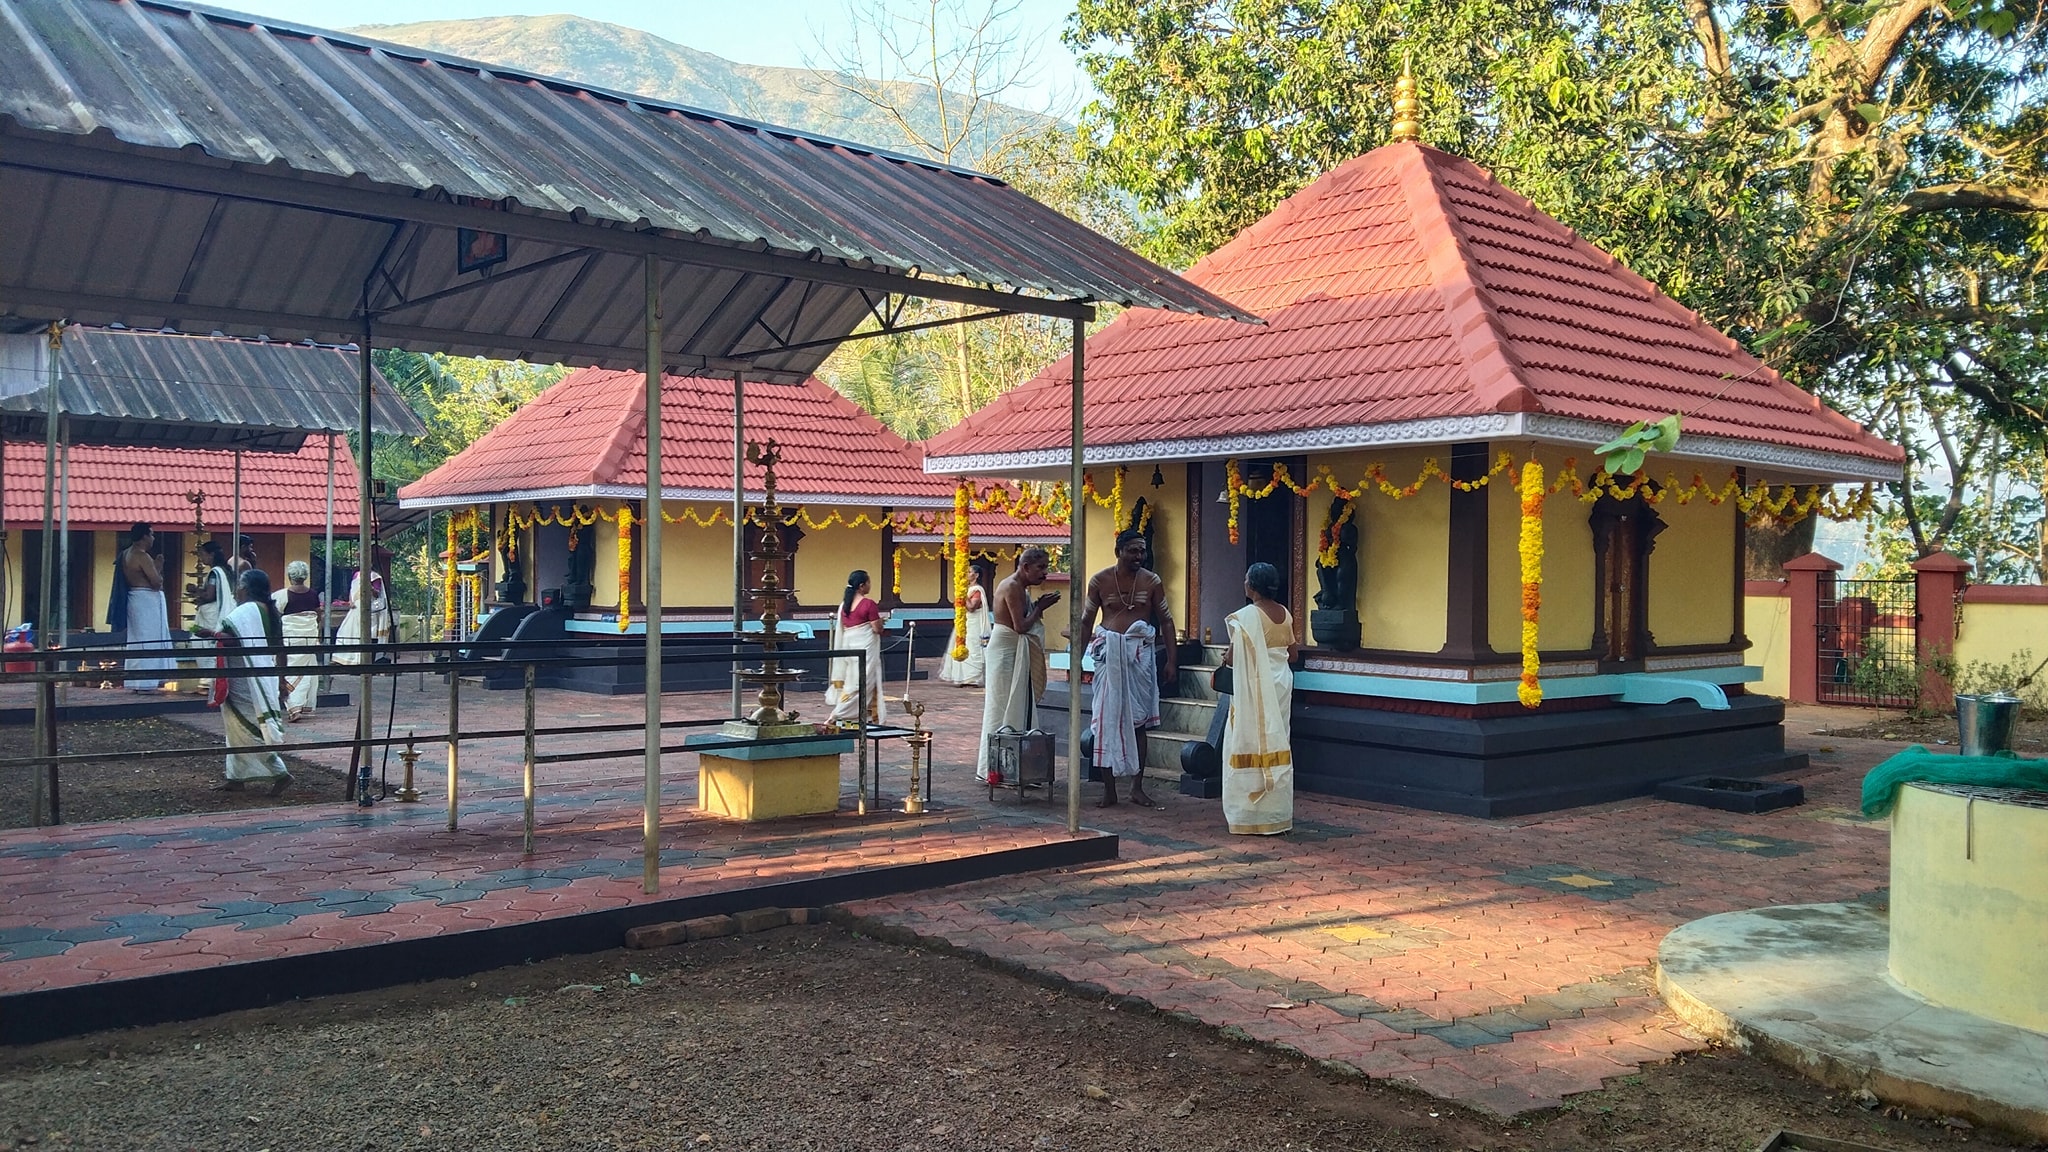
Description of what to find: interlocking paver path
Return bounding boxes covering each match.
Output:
[3,673,1892,1116]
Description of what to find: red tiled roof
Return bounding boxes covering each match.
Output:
[924,142,1902,479]
[400,369,956,508]
[894,508,1068,543]
[4,438,361,532]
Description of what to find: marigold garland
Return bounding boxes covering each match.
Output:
[615,506,634,632]
[1315,499,1357,568]
[1080,467,1127,529]
[951,482,972,660]
[442,511,461,639]
[1517,461,1545,709]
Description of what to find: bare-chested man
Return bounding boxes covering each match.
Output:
[1073,530,1177,807]
[119,523,175,690]
[976,547,1061,781]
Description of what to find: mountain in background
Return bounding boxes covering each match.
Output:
[348,14,1048,163]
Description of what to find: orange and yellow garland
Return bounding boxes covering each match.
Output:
[1225,453,1517,544]
[615,506,634,632]
[1517,461,1545,708]
[951,483,972,660]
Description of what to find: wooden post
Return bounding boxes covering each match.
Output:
[1782,552,1842,705]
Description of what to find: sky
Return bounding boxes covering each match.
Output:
[209,0,1095,115]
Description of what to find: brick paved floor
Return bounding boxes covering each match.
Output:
[6,671,1899,1119]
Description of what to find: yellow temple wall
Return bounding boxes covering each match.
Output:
[656,509,728,607]
[793,518,885,610]
[1648,496,1737,646]
[1076,463,1191,629]
[593,504,623,608]
[1309,447,1449,653]
[894,551,946,604]
[90,531,120,629]
[1487,450,1596,653]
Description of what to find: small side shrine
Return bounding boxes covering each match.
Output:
[398,368,1059,693]
[925,70,1905,816]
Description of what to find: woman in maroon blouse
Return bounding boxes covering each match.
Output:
[824,569,888,727]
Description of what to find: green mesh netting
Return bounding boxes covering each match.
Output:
[1860,745,2048,817]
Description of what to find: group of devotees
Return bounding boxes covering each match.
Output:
[959,532,1299,835]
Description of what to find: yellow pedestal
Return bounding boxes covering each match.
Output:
[1890,782,2048,1032]
[697,752,843,821]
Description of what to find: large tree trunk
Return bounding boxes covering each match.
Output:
[1747,517,1819,579]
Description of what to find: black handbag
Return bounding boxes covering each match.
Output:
[1210,664,1234,696]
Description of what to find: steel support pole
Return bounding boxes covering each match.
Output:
[231,448,242,574]
[642,253,664,894]
[1,433,9,630]
[55,416,69,682]
[323,433,336,645]
[523,661,537,854]
[730,370,745,719]
[446,667,460,830]
[1067,318,1085,835]
[33,323,61,827]
[356,315,375,805]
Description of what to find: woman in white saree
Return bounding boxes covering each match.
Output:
[333,551,393,665]
[824,569,887,728]
[272,560,323,720]
[1220,562,1296,835]
[217,569,292,794]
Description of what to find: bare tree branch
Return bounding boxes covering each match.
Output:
[1903,181,2048,213]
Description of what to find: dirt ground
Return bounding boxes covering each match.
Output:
[0,926,2028,1152]
[0,716,348,829]
[1816,707,2048,751]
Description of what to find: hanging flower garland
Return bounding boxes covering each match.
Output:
[1080,466,1127,529]
[1517,461,1545,709]
[890,545,947,595]
[1315,499,1357,568]
[615,506,634,632]
[442,511,460,638]
[951,482,972,660]
[1225,458,1245,544]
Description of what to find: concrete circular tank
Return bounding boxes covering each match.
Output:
[1888,782,2048,1032]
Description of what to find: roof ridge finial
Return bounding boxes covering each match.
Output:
[1390,51,1421,144]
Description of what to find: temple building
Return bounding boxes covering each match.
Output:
[399,367,1064,692]
[924,126,1903,815]
[4,437,363,639]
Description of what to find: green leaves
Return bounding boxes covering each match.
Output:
[1594,414,1682,476]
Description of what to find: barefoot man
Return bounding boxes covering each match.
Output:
[1073,529,1177,808]
[120,523,175,691]
[976,547,1060,782]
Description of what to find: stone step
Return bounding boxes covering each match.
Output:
[1144,728,1204,772]
[1159,695,1218,735]
[1173,664,1222,702]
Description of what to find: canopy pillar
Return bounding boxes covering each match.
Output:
[1067,318,1084,835]
[642,254,664,894]
[731,370,745,718]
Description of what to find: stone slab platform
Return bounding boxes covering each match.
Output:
[0,777,1115,1046]
[1657,902,2048,1139]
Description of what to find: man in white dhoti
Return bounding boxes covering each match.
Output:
[1220,563,1296,835]
[119,523,174,691]
[976,548,1059,781]
[217,569,292,793]
[1074,530,1177,808]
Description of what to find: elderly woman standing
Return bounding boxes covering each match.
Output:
[1219,562,1296,835]
[333,548,394,665]
[272,560,323,721]
[824,569,887,728]
[217,569,292,794]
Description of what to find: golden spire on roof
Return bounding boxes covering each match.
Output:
[1390,52,1421,143]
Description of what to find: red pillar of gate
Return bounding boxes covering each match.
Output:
[1782,552,1842,705]
[1912,551,1971,712]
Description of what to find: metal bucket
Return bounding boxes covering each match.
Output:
[1955,693,2022,757]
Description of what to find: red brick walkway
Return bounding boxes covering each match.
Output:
[5,673,1895,1117]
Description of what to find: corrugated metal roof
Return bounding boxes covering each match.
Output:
[0,0,1255,383]
[926,142,1902,484]
[0,326,422,450]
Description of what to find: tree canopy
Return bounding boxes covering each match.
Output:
[1069,0,2048,571]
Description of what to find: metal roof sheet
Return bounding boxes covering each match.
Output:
[0,0,1254,383]
[0,326,422,450]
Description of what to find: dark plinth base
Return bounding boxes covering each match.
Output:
[1041,682,1803,818]
[1655,775,1806,813]
[1179,773,1222,798]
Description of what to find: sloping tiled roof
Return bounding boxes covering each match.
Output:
[5,438,361,531]
[924,142,1902,482]
[895,508,1069,544]
[399,369,956,508]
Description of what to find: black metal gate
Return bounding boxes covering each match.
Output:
[1817,577,1919,707]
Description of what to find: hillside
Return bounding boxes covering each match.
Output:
[348,14,1047,164]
